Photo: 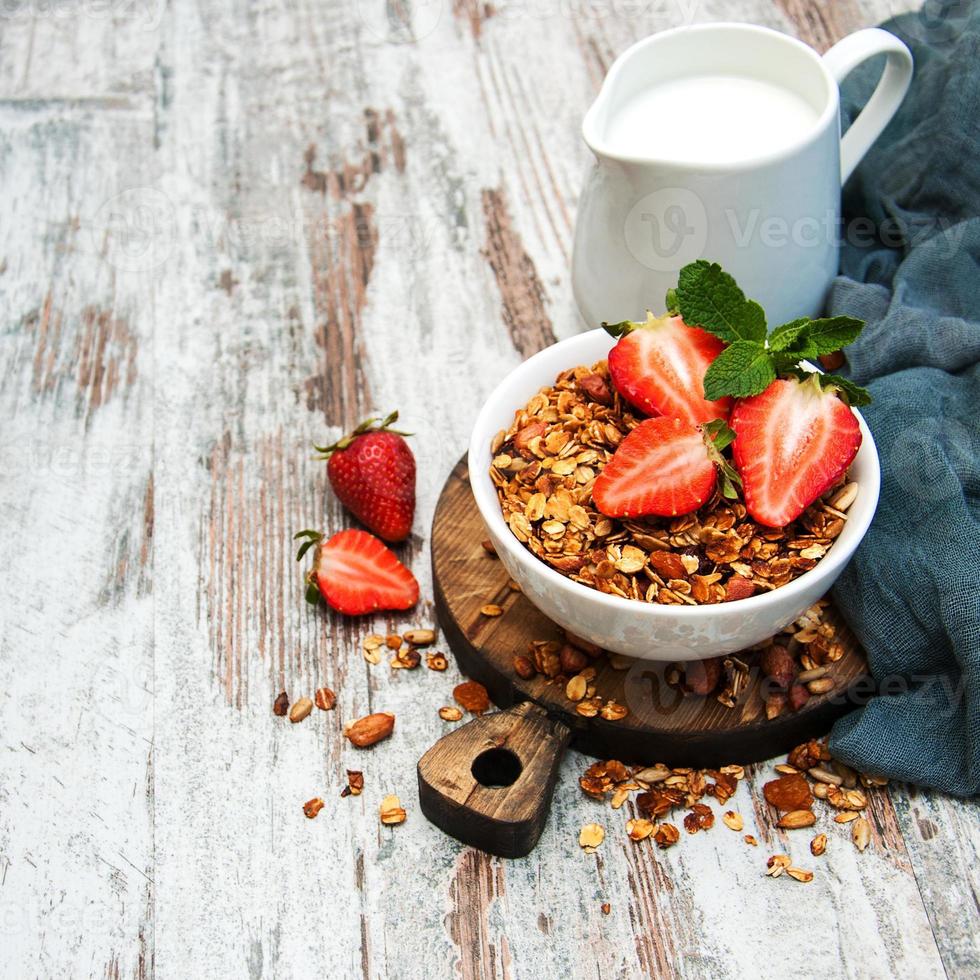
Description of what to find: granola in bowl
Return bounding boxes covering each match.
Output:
[489,360,858,606]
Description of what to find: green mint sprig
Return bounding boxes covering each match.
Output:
[668,260,871,407]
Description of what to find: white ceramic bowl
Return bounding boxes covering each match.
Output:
[468,329,880,661]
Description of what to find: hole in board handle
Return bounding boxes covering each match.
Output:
[471,748,523,788]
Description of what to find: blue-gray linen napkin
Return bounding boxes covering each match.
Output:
[826,0,980,796]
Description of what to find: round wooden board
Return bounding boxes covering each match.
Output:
[431,457,870,768]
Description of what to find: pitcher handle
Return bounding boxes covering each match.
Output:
[822,28,913,183]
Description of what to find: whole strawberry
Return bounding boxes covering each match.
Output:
[315,411,415,542]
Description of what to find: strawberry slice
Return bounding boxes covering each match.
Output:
[295,528,419,614]
[606,313,731,425]
[731,376,861,527]
[593,417,739,519]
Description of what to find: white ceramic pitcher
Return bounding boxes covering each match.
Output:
[571,23,913,328]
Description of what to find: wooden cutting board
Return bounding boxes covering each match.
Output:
[418,458,869,857]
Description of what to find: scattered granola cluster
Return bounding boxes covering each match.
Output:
[490,362,857,606]
[577,736,887,882]
[361,627,441,667]
[508,599,845,722]
[515,630,632,719]
[667,598,848,719]
[279,624,470,826]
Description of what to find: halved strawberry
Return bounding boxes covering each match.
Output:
[592,417,739,519]
[605,313,731,425]
[294,528,419,614]
[731,375,861,527]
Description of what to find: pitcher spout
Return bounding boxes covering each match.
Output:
[581,29,687,164]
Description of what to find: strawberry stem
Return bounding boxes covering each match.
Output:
[701,419,743,501]
[295,532,323,602]
[313,410,412,458]
[304,572,321,606]
[294,528,322,562]
[601,319,636,338]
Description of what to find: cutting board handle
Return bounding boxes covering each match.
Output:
[417,701,572,858]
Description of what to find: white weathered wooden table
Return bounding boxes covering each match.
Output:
[1,1,977,976]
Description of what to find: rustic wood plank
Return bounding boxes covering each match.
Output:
[0,11,159,976]
[889,786,980,979]
[2,0,975,978]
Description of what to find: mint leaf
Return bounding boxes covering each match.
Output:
[817,373,872,407]
[771,350,806,376]
[703,341,776,400]
[664,287,679,315]
[767,317,811,354]
[769,316,863,358]
[802,317,864,356]
[675,260,767,344]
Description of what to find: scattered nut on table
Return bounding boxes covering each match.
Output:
[344,712,395,747]
[303,798,324,819]
[289,697,313,723]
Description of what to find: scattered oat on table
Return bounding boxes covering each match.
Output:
[722,810,744,831]
[403,628,436,646]
[380,795,407,826]
[579,823,605,852]
[786,867,814,883]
